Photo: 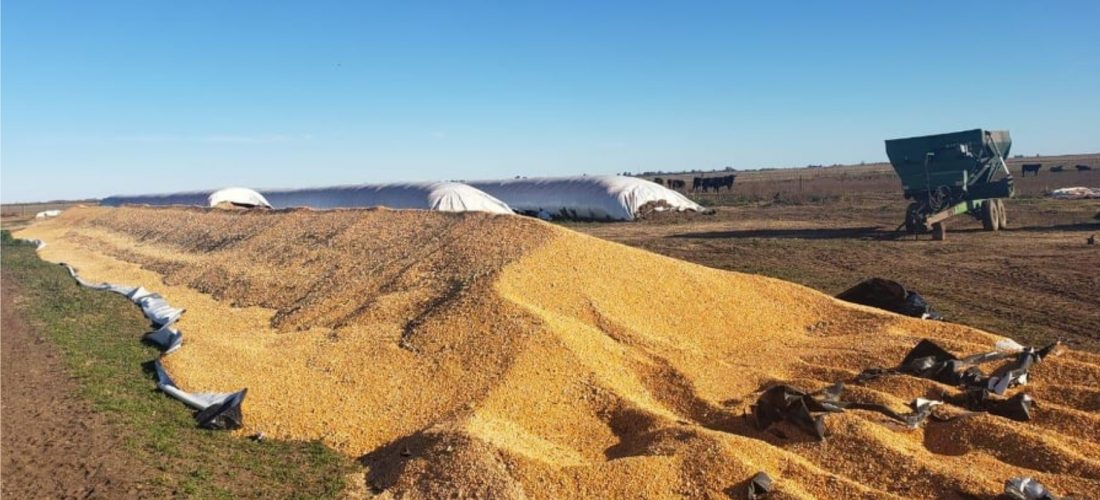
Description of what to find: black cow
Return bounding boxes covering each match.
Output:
[1051,165,1065,173]
[653,177,664,186]
[1021,163,1042,176]
[713,175,736,192]
[694,175,736,192]
[1076,165,1093,172]
[668,179,686,190]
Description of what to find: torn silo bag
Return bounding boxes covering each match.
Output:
[145,325,183,353]
[962,389,1034,422]
[986,342,1061,395]
[857,339,1016,387]
[55,259,248,431]
[126,288,185,326]
[747,471,773,499]
[752,385,830,440]
[1004,476,1061,500]
[752,382,943,440]
[835,278,942,319]
[195,389,248,430]
[858,339,990,387]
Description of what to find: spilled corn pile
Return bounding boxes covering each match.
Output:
[16,205,1100,498]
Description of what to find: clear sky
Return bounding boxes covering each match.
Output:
[2,1,1098,202]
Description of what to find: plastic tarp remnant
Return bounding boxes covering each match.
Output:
[747,471,773,499]
[751,382,942,440]
[55,258,246,429]
[468,175,706,221]
[35,210,62,219]
[857,339,1059,421]
[259,182,514,214]
[1004,476,1063,500]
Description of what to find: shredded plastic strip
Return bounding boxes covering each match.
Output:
[34,242,247,429]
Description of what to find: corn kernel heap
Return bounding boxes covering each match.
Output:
[17,206,1100,498]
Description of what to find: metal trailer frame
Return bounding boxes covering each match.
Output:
[885,129,1014,240]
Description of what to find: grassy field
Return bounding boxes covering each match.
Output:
[1,231,356,498]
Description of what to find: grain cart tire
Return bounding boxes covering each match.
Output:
[932,222,947,241]
[981,200,999,231]
[997,199,1008,228]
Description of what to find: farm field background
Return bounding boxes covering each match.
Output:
[572,153,1100,351]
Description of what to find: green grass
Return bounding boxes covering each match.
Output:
[1,231,357,498]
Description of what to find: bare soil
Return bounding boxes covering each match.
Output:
[1,270,143,498]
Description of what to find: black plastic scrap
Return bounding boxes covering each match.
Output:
[747,471,773,499]
[857,339,1058,422]
[835,278,942,320]
[1004,476,1066,500]
[751,383,941,440]
[960,390,1034,422]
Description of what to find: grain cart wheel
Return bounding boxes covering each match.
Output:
[981,200,999,231]
[997,199,1008,228]
[932,222,947,241]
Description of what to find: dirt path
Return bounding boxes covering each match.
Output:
[1,271,143,498]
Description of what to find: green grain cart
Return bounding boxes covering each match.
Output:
[885,129,1014,240]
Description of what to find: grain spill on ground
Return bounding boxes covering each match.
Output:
[15,205,1100,498]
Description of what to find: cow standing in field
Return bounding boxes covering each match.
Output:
[653,177,664,186]
[668,179,686,190]
[713,175,735,192]
[1021,163,1042,177]
[693,175,736,192]
[1051,165,1066,173]
[1076,165,1093,172]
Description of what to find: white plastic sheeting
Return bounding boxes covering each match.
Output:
[467,175,706,221]
[102,191,213,207]
[102,187,271,209]
[259,182,514,214]
[35,210,63,219]
[208,187,272,208]
[101,182,514,214]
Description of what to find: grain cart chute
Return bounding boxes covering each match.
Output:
[885,129,1014,240]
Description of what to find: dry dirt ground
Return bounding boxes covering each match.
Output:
[1,271,143,497]
[571,194,1100,352]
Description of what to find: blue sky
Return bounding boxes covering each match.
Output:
[3,1,1098,202]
